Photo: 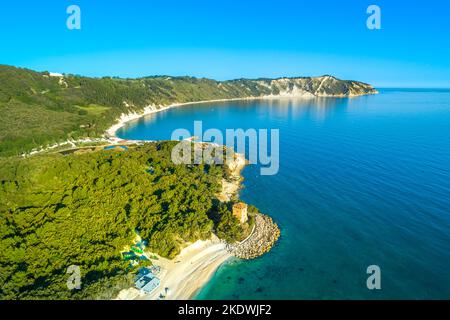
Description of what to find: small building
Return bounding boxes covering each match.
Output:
[135,267,160,294]
[233,202,248,224]
[135,275,160,294]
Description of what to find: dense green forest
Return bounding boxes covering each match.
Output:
[0,142,242,299]
[0,64,376,156]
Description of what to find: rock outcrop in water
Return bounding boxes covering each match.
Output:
[216,149,280,260]
[228,214,280,260]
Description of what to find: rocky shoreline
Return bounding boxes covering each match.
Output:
[217,150,280,260]
[228,213,280,259]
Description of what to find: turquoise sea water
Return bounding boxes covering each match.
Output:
[117,89,450,299]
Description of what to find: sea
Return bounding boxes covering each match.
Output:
[117,89,450,299]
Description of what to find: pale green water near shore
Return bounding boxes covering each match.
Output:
[118,89,450,299]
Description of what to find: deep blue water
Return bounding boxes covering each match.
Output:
[117,89,450,299]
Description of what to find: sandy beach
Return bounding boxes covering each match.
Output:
[106,98,253,140]
[116,236,232,300]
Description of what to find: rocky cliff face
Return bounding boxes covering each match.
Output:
[229,75,378,98]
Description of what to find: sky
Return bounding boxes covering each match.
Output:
[0,0,450,87]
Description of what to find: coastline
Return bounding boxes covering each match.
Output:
[22,92,377,157]
[116,149,247,301]
[105,94,318,140]
[106,91,377,141]
[116,236,232,300]
[110,92,371,300]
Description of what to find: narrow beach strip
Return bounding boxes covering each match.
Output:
[117,236,232,300]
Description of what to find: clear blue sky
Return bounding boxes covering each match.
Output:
[1,0,449,87]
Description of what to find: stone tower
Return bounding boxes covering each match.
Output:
[232,202,248,224]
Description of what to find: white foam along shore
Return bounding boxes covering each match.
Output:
[116,236,232,300]
[105,93,316,141]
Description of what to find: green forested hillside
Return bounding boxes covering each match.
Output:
[0,66,236,156]
[0,65,377,156]
[0,142,241,299]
